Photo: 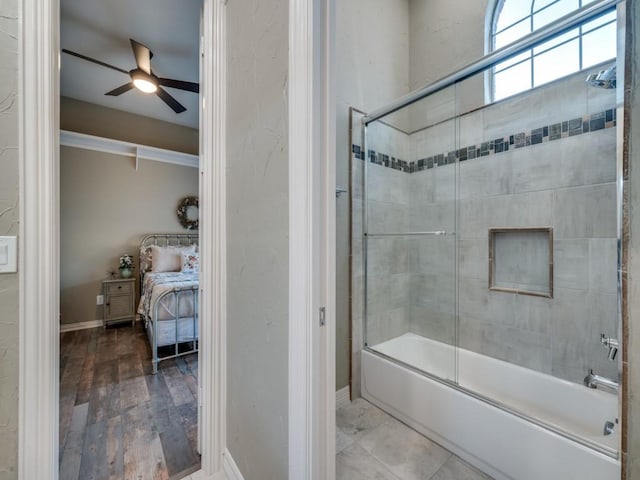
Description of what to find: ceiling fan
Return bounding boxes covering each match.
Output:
[62,39,199,114]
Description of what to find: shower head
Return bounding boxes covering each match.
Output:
[586,64,616,89]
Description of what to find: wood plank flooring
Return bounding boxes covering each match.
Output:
[59,323,201,480]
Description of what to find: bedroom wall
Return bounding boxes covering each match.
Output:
[225,0,289,477]
[59,147,199,326]
[61,96,199,155]
[59,99,199,327]
[0,0,19,476]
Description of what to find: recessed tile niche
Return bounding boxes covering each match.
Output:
[489,227,553,298]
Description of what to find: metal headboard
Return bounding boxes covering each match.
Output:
[139,233,200,286]
[140,233,199,249]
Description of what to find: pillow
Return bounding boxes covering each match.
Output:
[150,244,196,272]
[181,252,199,273]
[139,245,153,273]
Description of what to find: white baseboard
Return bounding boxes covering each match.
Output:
[223,449,245,480]
[59,319,103,333]
[188,469,219,480]
[336,385,351,409]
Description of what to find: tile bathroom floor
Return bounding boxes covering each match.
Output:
[336,398,493,480]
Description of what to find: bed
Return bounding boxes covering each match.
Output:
[138,233,199,374]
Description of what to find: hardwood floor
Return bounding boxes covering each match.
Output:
[59,323,201,480]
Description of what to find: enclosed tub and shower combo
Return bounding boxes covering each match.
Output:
[349,1,624,478]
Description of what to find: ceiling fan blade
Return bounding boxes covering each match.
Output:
[158,78,200,93]
[130,39,153,75]
[62,49,129,75]
[105,82,135,96]
[156,87,186,113]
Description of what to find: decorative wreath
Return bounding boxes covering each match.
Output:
[177,196,199,230]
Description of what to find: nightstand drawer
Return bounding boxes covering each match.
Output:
[106,282,133,295]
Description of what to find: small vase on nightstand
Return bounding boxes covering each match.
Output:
[119,268,132,278]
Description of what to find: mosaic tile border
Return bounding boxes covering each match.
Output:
[352,108,617,174]
[350,146,411,173]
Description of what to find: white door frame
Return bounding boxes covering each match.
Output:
[19,0,334,476]
[288,0,336,478]
[18,0,226,478]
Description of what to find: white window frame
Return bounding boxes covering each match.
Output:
[486,0,617,102]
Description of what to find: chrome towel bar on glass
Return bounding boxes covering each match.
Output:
[365,231,454,238]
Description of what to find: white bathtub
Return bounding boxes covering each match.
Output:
[363,333,620,480]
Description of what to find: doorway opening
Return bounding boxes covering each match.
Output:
[56,0,208,478]
[59,0,202,479]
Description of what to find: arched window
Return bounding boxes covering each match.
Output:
[490,0,617,101]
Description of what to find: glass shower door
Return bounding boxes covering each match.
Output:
[454,63,620,455]
[364,87,458,383]
[358,3,622,468]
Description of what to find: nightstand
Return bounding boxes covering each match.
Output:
[102,278,136,327]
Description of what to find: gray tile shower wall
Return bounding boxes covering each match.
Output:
[413,126,618,384]
[353,81,618,385]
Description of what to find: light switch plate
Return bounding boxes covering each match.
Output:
[0,236,17,273]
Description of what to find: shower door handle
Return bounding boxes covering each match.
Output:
[365,231,453,237]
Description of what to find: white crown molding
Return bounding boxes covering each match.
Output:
[59,129,199,169]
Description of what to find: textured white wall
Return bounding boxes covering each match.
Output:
[0,0,19,476]
[225,0,289,477]
[407,0,489,133]
[409,0,489,90]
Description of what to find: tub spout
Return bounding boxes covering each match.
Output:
[600,334,619,361]
[584,369,619,392]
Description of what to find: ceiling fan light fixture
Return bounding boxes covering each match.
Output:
[133,77,157,93]
[62,44,197,113]
[131,70,157,93]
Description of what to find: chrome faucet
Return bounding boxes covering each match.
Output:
[584,369,619,392]
[600,333,619,361]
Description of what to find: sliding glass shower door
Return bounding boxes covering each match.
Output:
[361,56,620,456]
[364,87,458,383]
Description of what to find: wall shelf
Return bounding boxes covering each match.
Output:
[59,130,199,170]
